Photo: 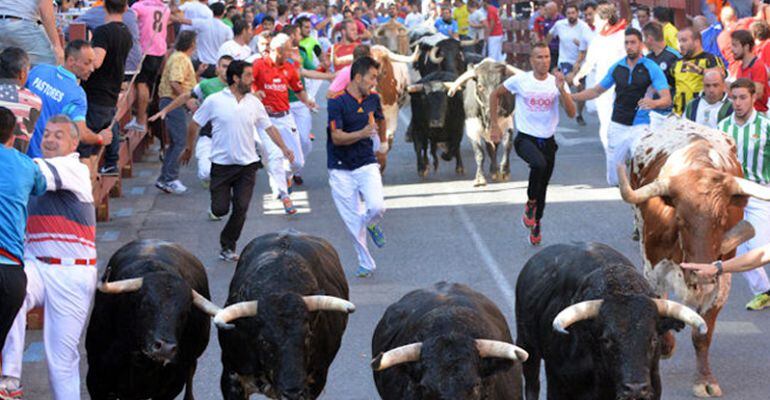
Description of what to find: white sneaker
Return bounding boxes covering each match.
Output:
[125,118,146,133]
[165,180,188,194]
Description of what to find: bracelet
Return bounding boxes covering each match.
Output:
[97,135,104,146]
[714,260,724,276]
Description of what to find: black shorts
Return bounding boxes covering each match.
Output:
[136,55,164,85]
[79,103,115,158]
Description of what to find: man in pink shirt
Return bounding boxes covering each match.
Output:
[327,44,371,96]
[128,0,170,133]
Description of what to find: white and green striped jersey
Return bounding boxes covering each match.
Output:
[718,111,770,184]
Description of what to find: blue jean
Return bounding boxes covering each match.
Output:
[0,19,56,66]
[158,97,188,183]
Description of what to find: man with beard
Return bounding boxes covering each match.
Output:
[571,28,671,186]
[434,6,459,39]
[670,27,724,115]
[331,19,361,71]
[191,60,294,262]
[731,29,769,113]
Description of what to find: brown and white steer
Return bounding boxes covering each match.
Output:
[617,116,770,398]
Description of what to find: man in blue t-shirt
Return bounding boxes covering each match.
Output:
[25,40,112,161]
[434,7,459,39]
[0,106,46,356]
[327,56,388,278]
[572,28,672,185]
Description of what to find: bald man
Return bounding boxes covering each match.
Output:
[534,1,563,69]
[683,69,733,128]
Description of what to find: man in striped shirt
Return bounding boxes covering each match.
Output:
[718,78,770,311]
[0,115,97,399]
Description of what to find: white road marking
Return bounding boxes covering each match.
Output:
[555,132,599,146]
[714,321,762,335]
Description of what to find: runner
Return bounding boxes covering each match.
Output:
[489,42,576,245]
[327,56,388,278]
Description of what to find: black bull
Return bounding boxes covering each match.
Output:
[371,282,526,400]
[85,239,212,400]
[515,242,708,400]
[218,230,355,400]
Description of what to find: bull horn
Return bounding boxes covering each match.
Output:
[303,295,356,314]
[97,277,144,294]
[213,301,259,330]
[733,176,770,200]
[653,299,708,335]
[371,342,422,371]
[191,290,222,317]
[428,46,444,64]
[552,300,603,334]
[446,68,477,97]
[407,83,425,93]
[720,220,756,255]
[617,164,670,204]
[475,339,529,362]
[460,39,478,47]
[374,45,420,64]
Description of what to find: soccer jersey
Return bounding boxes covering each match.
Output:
[131,0,170,57]
[735,57,770,112]
[332,42,358,71]
[599,56,669,126]
[0,147,46,265]
[671,51,724,115]
[252,57,303,113]
[327,90,384,170]
[26,65,88,158]
[719,111,770,185]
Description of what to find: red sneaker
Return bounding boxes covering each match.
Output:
[522,200,537,229]
[282,197,298,215]
[529,221,542,246]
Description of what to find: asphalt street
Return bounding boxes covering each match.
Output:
[18,90,770,399]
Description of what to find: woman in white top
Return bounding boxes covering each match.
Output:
[489,42,576,245]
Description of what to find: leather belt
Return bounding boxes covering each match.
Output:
[268,110,290,118]
[36,256,97,266]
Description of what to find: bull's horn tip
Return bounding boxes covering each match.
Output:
[370,354,384,370]
[552,322,568,335]
[697,324,708,335]
[214,320,236,330]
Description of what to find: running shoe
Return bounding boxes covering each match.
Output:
[522,200,537,229]
[745,292,770,311]
[367,224,386,248]
[282,197,298,215]
[287,179,294,194]
[155,180,171,193]
[529,221,542,246]
[293,175,304,186]
[165,180,188,194]
[355,266,373,278]
[208,208,223,221]
[124,118,146,133]
[99,164,119,176]
[0,377,22,400]
[219,248,239,262]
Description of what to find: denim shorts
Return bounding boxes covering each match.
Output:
[0,19,56,66]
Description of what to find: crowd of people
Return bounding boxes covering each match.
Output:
[3,0,770,398]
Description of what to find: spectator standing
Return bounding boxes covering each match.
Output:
[453,0,470,39]
[128,0,171,133]
[0,115,96,400]
[0,48,42,153]
[670,27,725,115]
[0,0,64,66]
[155,31,198,194]
[467,0,487,54]
[534,1,563,69]
[718,78,770,310]
[327,56,388,278]
[484,0,504,61]
[181,2,233,78]
[547,4,592,124]
[218,20,254,61]
[731,29,769,112]
[192,60,294,261]
[26,41,111,160]
[684,69,733,128]
[81,0,134,176]
[435,7,460,39]
[178,0,212,31]
[572,28,671,186]
[653,6,679,52]
[404,4,424,29]
[642,22,680,115]
[0,107,45,385]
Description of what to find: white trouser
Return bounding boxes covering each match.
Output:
[487,35,504,62]
[1,258,97,400]
[290,101,313,165]
[738,197,770,294]
[329,163,386,271]
[259,114,305,198]
[195,135,212,182]
[304,78,323,100]
[596,87,615,150]
[606,121,645,186]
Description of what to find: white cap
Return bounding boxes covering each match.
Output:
[270,33,291,51]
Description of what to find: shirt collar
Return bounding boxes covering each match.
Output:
[733,110,757,128]
[56,65,77,81]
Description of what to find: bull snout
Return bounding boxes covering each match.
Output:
[618,382,653,400]
[144,339,178,364]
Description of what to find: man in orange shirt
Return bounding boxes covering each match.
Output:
[331,19,361,71]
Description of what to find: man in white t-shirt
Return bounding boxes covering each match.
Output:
[489,43,576,246]
[467,0,487,55]
[217,20,253,61]
[179,2,232,78]
[547,3,592,124]
[178,0,212,31]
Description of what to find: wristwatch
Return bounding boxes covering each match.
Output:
[713,260,724,276]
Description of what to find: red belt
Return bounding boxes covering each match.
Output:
[36,257,97,266]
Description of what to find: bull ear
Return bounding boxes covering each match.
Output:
[657,317,685,335]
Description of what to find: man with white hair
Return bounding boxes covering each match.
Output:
[252,33,317,214]
[0,115,97,400]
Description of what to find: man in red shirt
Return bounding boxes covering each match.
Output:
[484,0,504,61]
[731,29,769,112]
[331,19,361,71]
[253,33,317,214]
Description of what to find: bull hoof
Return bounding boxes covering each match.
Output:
[660,331,676,359]
[693,382,722,398]
[456,166,465,175]
[419,169,429,178]
[501,172,510,181]
[473,176,487,187]
[491,172,501,182]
